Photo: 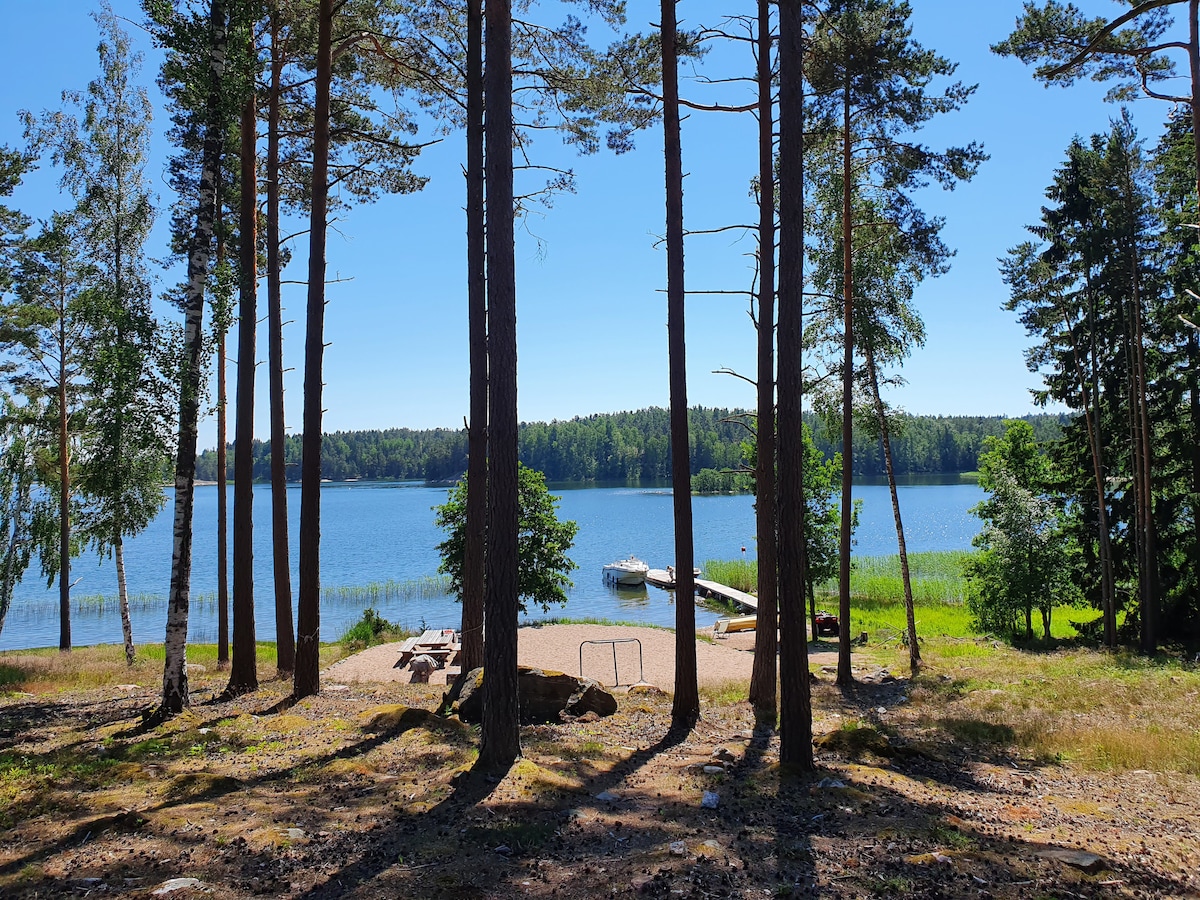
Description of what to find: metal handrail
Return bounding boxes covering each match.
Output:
[579,638,644,687]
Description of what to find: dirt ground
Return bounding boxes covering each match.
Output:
[2,628,1199,899]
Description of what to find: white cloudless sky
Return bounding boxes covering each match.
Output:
[0,1,1188,447]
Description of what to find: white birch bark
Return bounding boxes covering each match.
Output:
[160,0,228,716]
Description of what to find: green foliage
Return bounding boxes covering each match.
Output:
[964,421,1079,641]
[691,467,752,494]
[193,408,1068,484]
[993,1,1179,103]
[340,607,401,648]
[435,463,578,614]
[0,402,38,635]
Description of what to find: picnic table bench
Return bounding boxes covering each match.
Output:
[396,629,461,671]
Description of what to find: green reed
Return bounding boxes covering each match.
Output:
[700,558,756,593]
[703,550,975,605]
[320,576,451,606]
[18,577,451,618]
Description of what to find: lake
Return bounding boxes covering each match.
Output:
[0,477,984,651]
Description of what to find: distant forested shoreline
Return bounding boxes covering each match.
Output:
[194,407,1066,485]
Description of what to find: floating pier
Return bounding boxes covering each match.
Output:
[694,578,758,612]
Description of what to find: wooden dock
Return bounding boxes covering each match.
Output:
[694,579,758,612]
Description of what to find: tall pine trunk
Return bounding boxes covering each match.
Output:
[161,0,228,717]
[777,0,814,771]
[1190,332,1200,599]
[216,208,229,668]
[748,0,778,721]
[459,0,487,673]
[1190,0,1200,204]
[836,83,854,687]
[1064,308,1116,647]
[266,6,295,676]
[479,0,521,770]
[228,88,258,696]
[662,0,698,728]
[294,0,332,700]
[866,348,918,672]
[57,330,71,653]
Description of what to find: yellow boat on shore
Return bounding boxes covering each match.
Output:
[713,614,757,634]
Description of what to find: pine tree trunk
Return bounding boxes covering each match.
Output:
[58,332,71,653]
[662,0,698,728]
[478,0,521,771]
[228,88,258,696]
[1189,0,1200,204]
[1191,332,1200,600]
[866,349,918,671]
[776,0,814,771]
[1131,248,1158,652]
[1064,311,1116,647]
[266,7,295,676]
[295,0,333,700]
[459,0,487,673]
[216,257,229,668]
[748,0,778,721]
[117,537,134,665]
[836,83,854,687]
[161,0,228,717]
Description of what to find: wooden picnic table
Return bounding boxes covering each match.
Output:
[397,629,461,669]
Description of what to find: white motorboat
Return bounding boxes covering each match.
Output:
[603,555,649,585]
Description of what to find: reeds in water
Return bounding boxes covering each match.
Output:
[17,577,451,616]
[703,550,974,605]
[320,576,451,607]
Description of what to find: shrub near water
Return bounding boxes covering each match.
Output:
[341,607,409,650]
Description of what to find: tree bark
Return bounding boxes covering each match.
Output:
[161,0,228,717]
[662,0,698,728]
[777,0,814,771]
[837,81,854,687]
[116,538,134,665]
[748,0,778,720]
[1191,331,1200,603]
[459,0,487,673]
[1189,0,1200,204]
[866,348,918,672]
[294,0,333,700]
[1063,309,1116,647]
[267,3,295,676]
[478,0,521,772]
[57,313,71,653]
[216,201,229,668]
[1130,232,1158,653]
[228,88,258,696]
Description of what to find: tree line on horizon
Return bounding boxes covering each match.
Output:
[193,407,1068,484]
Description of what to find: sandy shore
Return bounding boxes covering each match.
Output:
[323,623,839,692]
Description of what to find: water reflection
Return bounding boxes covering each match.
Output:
[605,581,650,608]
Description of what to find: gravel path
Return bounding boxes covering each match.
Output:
[324,623,839,692]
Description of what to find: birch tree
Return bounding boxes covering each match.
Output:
[143,0,236,717]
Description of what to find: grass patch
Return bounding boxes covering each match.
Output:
[699,679,750,705]
[0,642,350,694]
[916,647,1200,774]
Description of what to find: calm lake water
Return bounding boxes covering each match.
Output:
[0,477,984,651]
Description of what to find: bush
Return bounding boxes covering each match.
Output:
[341,607,400,649]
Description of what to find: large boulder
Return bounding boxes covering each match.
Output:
[444,666,617,724]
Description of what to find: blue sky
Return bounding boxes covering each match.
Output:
[0,1,1187,445]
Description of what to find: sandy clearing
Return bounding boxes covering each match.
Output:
[323,623,840,692]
